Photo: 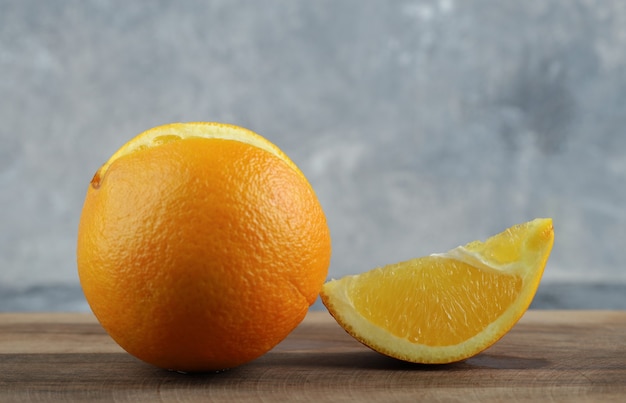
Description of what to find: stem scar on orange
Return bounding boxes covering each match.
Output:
[77,122,332,372]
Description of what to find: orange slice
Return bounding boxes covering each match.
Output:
[320,218,554,364]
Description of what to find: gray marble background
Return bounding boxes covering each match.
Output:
[1,0,625,311]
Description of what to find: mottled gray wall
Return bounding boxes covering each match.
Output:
[1,0,625,311]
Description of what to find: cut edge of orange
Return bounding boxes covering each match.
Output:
[320,218,554,364]
[96,122,303,183]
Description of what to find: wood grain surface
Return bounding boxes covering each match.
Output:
[1,310,625,402]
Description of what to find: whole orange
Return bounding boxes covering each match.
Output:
[77,122,331,372]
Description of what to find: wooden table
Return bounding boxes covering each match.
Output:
[1,310,625,402]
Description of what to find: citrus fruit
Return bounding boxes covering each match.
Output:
[320,218,553,364]
[77,122,331,372]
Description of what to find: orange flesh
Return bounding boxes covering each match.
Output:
[350,256,522,346]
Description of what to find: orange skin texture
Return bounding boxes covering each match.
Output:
[77,136,331,371]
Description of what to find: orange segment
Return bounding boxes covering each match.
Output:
[320,218,554,364]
